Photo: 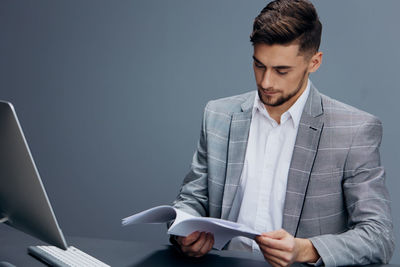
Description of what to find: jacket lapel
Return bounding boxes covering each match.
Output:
[221,93,254,219]
[282,85,324,236]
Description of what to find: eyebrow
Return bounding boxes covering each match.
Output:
[252,55,293,69]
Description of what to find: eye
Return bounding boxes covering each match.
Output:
[276,69,288,75]
[254,62,265,69]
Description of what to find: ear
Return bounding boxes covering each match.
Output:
[308,51,323,73]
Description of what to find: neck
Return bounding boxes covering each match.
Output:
[266,106,285,124]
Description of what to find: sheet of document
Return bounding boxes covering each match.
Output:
[122,205,179,225]
[168,216,260,249]
[122,205,261,250]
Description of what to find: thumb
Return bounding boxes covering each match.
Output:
[262,229,288,239]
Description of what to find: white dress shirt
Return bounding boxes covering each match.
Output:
[227,80,311,252]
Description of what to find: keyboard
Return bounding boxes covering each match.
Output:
[28,245,111,267]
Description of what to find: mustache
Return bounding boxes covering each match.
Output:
[259,87,281,93]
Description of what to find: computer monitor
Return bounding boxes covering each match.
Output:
[0,100,67,250]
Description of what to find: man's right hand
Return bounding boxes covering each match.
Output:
[175,231,214,257]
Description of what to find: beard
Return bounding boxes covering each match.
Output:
[258,70,308,107]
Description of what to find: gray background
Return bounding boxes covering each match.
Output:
[0,0,399,263]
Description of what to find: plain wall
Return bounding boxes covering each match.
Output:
[1,0,399,262]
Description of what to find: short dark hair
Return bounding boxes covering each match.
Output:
[250,0,322,56]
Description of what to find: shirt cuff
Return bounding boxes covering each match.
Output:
[306,257,323,266]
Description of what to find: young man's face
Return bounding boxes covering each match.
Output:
[253,43,321,111]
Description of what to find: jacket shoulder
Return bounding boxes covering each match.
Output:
[320,93,382,125]
[205,91,255,115]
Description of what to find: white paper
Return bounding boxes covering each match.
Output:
[122,205,261,250]
[122,205,176,225]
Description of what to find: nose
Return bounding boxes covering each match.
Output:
[260,69,274,90]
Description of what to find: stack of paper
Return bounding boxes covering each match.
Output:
[122,205,261,250]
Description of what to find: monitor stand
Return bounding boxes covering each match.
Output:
[0,217,18,267]
[0,262,16,267]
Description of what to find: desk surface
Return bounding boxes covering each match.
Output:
[0,224,398,267]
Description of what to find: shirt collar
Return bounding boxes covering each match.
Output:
[253,79,311,128]
[287,79,310,128]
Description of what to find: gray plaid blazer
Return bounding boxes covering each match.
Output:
[172,84,394,266]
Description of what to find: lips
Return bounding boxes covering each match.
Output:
[262,89,278,95]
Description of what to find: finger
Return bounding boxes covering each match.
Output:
[181,231,201,246]
[180,232,202,255]
[209,234,215,250]
[256,236,292,251]
[189,232,208,253]
[198,233,213,256]
[191,235,209,257]
[267,260,280,267]
[197,234,211,255]
[197,233,214,257]
[186,233,209,257]
[176,236,186,246]
[176,236,188,246]
[264,253,287,267]
[258,245,292,263]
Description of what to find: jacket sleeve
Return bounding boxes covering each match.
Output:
[171,103,210,218]
[309,117,395,266]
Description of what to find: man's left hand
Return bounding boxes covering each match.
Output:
[255,229,319,267]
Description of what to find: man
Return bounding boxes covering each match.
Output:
[170,0,394,266]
